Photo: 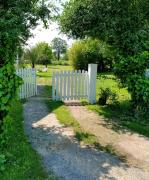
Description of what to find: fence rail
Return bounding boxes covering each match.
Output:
[16,68,37,99]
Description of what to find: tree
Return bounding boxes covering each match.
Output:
[60,0,149,108]
[60,0,149,56]
[36,42,53,67]
[69,39,114,71]
[51,38,67,60]
[24,47,38,68]
[0,0,54,131]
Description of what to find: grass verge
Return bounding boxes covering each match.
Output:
[0,99,57,180]
[47,101,121,157]
[88,73,149,137]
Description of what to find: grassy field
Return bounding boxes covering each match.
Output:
[36,64,72,85]
[37,65,149,137]
[0,99,57,180]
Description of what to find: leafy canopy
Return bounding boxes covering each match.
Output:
[60,0,149,56]
[69,39,114,71]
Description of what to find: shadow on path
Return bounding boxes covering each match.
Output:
[23,85,149,180]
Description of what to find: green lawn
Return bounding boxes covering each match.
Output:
[0,99,57,180]
[36,64,72,85]
[88,73,149,137]
[37,65,149,137]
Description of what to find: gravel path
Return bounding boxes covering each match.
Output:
[23,87,149,180]
[68,105,149,172]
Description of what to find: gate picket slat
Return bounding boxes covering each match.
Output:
[56,72,59,100]
[67,71,70,100]
[52,69,90,101]
[59,71,62,100]
[16,68,37,99]
[82,70,85,98]
[52,72,55,100]
[63,71,66,100]
[78,70,81,100]
[75,71,77,99]
[71,71,74,100]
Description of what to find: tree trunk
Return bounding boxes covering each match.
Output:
[57,51,60,61]
[32,62,35,68]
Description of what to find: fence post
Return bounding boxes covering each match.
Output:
[88,64,97,104]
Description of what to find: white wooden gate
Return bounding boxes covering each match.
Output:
[16,68,37,99]
[52,64,97,104]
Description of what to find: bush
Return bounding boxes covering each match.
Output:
[0,154,6,172]
[114,51,149,109]
[68,39,114,71]
[98,88,118,105]
[0,64,22,132]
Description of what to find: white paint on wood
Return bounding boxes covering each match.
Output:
[146,69,149,78]
[16,68,37,99]
[88,64,97,104]
[52,64,97,103]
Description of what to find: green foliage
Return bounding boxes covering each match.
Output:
[36,42,53,66]
[115,51,149,108]
[60,0,149,56]
[24,42,53,67]
[0,154,6,172]
[98,88,118,105]
[88,73,149,137]
[24,47,39,68]
[0,64,22,132]
[0,0,54,130]
[60,0,149,108]
[51,37,67,60]
[0,99,56,179]
[69,39,113,71]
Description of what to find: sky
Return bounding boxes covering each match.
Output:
[26,0,74,48]
[26,22,74,48]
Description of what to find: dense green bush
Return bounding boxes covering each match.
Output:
[98,88,118,105]
[0,64,22,132]
[68,39,114,71]
[36,42,53,66]
[115,51,149,109]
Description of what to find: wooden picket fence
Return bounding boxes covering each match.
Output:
[52,70,89,101]
[16,68,37,99]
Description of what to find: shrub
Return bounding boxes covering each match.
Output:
[0,64,22,132]
[36,42,53,66]
[68,39,114,71]
[0,154,6,172]
[114,51,149,109]
[98,88,118,106]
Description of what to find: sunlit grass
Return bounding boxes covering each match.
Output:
[36,64,72,85]
[0,100,57,180]
[38,65,149,137]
